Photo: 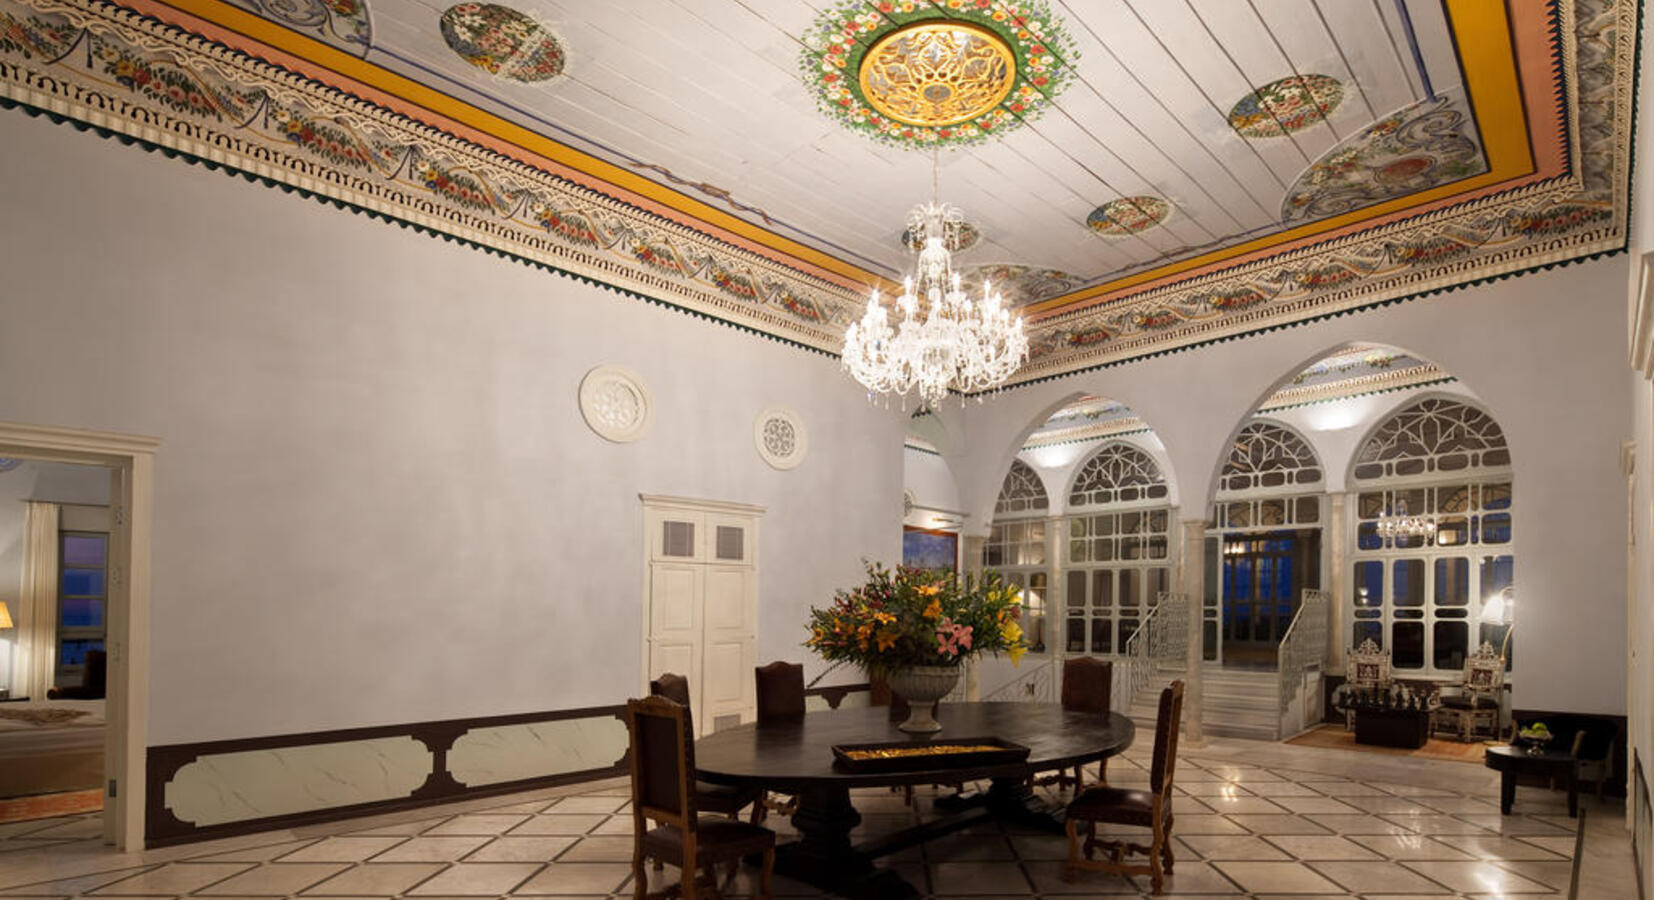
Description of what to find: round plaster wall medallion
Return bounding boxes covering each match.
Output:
[755,408,807,470]
[579,365,653,443]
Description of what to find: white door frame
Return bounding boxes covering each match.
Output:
[0,421,157,851]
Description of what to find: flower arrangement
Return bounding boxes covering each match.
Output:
[804,562,1028,674]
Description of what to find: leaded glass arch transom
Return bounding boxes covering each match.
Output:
[1068,442,1168,508]
[1219,421,1323,494]
[1352,397,1509,481]
[995,459,1049,517]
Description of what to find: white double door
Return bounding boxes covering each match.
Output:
[643,498,761,735]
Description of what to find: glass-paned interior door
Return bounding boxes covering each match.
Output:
[1220,529,1320,666]
[57,531,108,685]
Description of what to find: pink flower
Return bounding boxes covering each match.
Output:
[935,619,974,657]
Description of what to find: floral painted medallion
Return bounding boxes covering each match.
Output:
[1228,74,1344,138]
[800,0,1077,148]
[439,3,564,83]
[1085,196,1172,237]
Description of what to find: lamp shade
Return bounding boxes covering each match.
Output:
[0,601,11,629]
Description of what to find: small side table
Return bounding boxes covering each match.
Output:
[1484,744,1577,817]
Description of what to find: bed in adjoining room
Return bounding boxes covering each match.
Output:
[0,699,104,798]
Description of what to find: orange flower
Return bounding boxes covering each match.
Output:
[922,598,942,620]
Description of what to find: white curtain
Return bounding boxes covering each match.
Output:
[14,501,58,699]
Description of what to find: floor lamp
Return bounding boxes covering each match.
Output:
[0,601,12,699]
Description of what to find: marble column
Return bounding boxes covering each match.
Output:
[1044,515,1061,657]
[1178,518,1206,744]
[1328,492,1349,672]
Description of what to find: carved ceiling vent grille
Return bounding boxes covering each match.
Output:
[1069,442,1168,508]
[1221,422,1324,494]
[1352,397,1509,481]
[995,458,1049,517]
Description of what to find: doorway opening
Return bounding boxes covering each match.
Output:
[1220,528,1321,667]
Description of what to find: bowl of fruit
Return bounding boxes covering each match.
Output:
[1516,721,1553,752]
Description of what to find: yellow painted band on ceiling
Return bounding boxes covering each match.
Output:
[1025,0,1534,317]
[153,0,886,289]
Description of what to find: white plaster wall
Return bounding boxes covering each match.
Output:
[1632,374,1652,830]
[902,447,961,523]
[1260,381,1479,493]
[0,113,905,744]
[946,257,1633,715]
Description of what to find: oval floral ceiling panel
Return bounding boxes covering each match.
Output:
[1086,196,1172,237]
[800,0,1078,148]
[1228,74,1344,138]
[439,3,565,83]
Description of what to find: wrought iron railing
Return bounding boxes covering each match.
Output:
[981,657,1058,702]
[1277,589,1329,716]
[1122,591,1188,706]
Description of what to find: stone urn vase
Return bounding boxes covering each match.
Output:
[887,665,961,734]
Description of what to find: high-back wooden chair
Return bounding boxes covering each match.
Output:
[1343,638,1392,728]
[1035,657,1114,792]
[626,695,775,900]
[754,661,806,727]
[1064,680,1184,895]
[648,674,764,824]
[1430,641,1505,741]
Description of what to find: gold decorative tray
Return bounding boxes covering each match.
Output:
[830,737,1030,773]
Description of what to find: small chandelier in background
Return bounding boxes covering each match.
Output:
[842,195,1028,410]
[1375,498,1436,541]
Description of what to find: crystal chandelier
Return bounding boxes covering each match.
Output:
[842,184,1028,410]
[1375,498,1436,541]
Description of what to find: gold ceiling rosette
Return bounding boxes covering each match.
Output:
[800,0,1077,148]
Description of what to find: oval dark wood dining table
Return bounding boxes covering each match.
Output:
[694,702,1135,900]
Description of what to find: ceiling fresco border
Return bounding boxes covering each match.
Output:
[0,0,1638,382]
[1010,0,1637,385]
[0,0,869,353]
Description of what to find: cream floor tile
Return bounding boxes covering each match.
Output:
[194,840,325,863]
[90,863,254,895]
[1348,834,1475,860]
[0,867,162,896]
[1418,795,1504,815]
[1174,835,1291,861]
[1309,859,1454,893]
[549,837,633,864]
[1129,861,1246,895]
[1514,835,1577,856]
[1164,813,1250,835]
[194,862,350,895]
[1302,813,1416,835]
[543,797,628,815]
[1451,835,1570,861]
[1492,817,1574,837]
[510,814,607,836]
[1224,814,1333,835]
[1401,860,1555,893]
[1243,781,1325,797]
[1005,833,1070,861]
[1211,861,1338,893]
[421,815,533,836]
[464,836,578,862]
[927,861,1032,895]
[1261,834,1381,860]
[300,862,445,895]
[587,816,632,836]
[1487,859,1575,891]
[1343,795,1439,814]
[920,833,1016,862]
[20,819,106,841]
[1304,782,1392,797]
[1379,814,1498,835]
[405,863,543,895]
[276,836,408,863]
[1176,782,1254,797]
[369,837,493,862]
[1199,795,1288,815]
[1020,860,1138,894]
[513,863,633,895]
[1270,796,1365,815]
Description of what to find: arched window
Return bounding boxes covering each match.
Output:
[1221,421,1323,493]
[995,459,1049,517]
[1062,441,1172,656]
[1068,442,1168,508]
[1350,397,1513,676]
[986,458,1051,653]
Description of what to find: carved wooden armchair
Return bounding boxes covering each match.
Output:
[1431,641,1504,742]
[1343,638,1392,729]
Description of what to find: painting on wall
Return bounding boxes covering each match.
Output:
[902,527,958,571]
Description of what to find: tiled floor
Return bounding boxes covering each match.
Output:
[0,737,1638,899]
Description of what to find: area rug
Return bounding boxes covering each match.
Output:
[0,789,102,824]
[1286,723,1490,763]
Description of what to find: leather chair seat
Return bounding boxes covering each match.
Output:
[1066,786,1170,828]
[1438,694,1494,710]
[641,819,777,865]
